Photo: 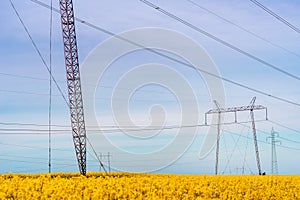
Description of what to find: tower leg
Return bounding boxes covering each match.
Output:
[250,109,261,175]
[215,112,221,175]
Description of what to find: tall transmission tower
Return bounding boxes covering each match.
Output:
[205,97,267,175]
[58,0,87,175]
[267,128,280,174]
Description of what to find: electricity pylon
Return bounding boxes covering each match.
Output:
[267,128,281,174]
[59,0,87,175]
[205,97,267,175]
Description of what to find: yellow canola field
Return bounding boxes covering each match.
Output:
[0,173,299,199]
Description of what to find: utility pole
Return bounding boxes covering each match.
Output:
[267,128,280,174]
[205,97,267,175]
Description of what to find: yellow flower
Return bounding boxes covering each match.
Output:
[0,173,300,199]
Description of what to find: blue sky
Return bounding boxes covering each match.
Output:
[0,0,300,174]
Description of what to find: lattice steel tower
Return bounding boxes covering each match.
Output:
[59,0,87,175]
[205,97,267,175]
[267,128,280,174]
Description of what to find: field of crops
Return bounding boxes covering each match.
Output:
[0,172,299,199]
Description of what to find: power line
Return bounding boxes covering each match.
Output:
[3,119,300,144]
[87,137,108,173]
[238,120,300,144]
[9,2,300,128]
[0,119,266,128]
[2,127,300,172]
[0,154,75,162]
[5,120,300,150]
[5,0,211,165]
[0,119,267,135]
[249,0,300,34]
[6,6,72,172]
[266,120,300,143]
[186,0,300,58]
[0,87,209,103]
[223,128,300,151]
[278,136,300,144]
[0,142,72,151]
[0,158,48,165]
[0,158,79,169]
[242,123,251,174]
[8,0,300,172]
[31,0,300,108]
[0,121,70,128]
[0,72,49,81]
[0,128,70,132]
[0,72,210,97]
[0,89,54,96]
[0,121,206,128]
[12,164,78,174]
[237,122,269,136]
[8,0,69,106]
[220,110,255,174]
[140,0,300,82]
[275,143,300,151]
[8,2,75,169]
[221,123,250,174]
[0,132,68,135]
[268,120,300,135]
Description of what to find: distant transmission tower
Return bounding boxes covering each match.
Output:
[267,128,281,174]
[98,152,111,173]
[205,97,267,175]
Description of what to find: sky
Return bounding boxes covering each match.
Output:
[0,0,300,174]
